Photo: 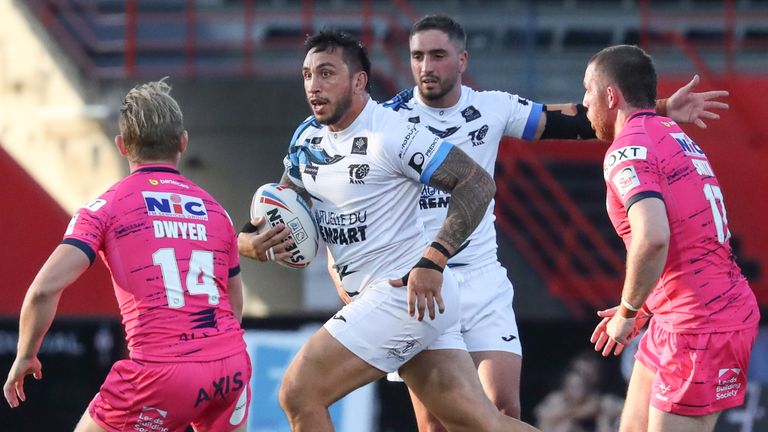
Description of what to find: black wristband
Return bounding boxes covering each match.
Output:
[430,241,452,259]
[401,257,444,285]
[414,256,444,273]
[240,221,259,234]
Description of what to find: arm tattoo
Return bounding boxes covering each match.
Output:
[280,172,313,208]
[428,147,496,251]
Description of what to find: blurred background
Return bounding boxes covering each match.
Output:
[0,0,766,430]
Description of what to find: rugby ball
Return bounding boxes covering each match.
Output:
[250,183,318,268]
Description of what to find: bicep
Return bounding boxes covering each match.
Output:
[280,171,312,206]
[627,197,669,244]
[426,146,485,192]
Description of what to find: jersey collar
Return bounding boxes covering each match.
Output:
[133,164,180,174]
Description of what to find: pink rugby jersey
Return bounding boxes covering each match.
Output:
[63,165,245,361]
[604,110,759,333]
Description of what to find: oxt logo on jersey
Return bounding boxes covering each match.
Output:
[142,191,208,220]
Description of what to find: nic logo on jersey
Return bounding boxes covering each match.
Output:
[143,191,208,220]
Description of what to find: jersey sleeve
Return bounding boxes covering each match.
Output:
[62,193,112,264]
[389,122,454,185]
[282,117,318,188]
[603,144,663,210]
[499,92,544,140]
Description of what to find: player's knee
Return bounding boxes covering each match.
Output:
[278,374,310,417]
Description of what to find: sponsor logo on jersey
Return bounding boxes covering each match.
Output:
[409,152,425,174]
[351,137,368,155]
[660,120,676,128]
[348,164,370,184]
[670,132,706,157]
[399,125,420,158]
[603,146,648,178]
[148,178,190,189]
[420,195,450,209]
[332,314,346,322]
[84,198,108,212]
[134,406,169,431]
[408,116,420,124]
[427,125,460,138]
[715,368,742,401]
[425,138,439,157]
[469,124,489,146]
[501,334,517,342]
[517,97,530,106]
[319,225,368,245]
[613,166,641,197]
[143,192,208,220]
[195,372,244,408]
[303,164,319,180]
[461,105,481,122]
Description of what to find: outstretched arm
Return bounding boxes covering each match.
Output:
[533,74,728,140]
[4,244,90,408]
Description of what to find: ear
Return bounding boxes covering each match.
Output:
[354,71,368,94]
[179,131,189,154]
[458,50,468,74]
[606,85,619,110]
[115,135,127,156]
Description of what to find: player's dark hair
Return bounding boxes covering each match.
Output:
[305,29,371,92]
[588,45,656,109]
[119,77,184,162]
[410,14,467,52]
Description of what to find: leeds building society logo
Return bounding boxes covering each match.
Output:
[348,164,370,184]
[351,137,368,155]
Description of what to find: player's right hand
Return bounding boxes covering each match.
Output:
[390,267,445,321]
[4,356,43,408]
[237,216,294,262]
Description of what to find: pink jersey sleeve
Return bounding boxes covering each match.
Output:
[62,191,114,263]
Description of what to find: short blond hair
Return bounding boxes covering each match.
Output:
[119,77,184,162]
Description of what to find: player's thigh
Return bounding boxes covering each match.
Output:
[400,349,501,430]
[648,407,720,432]
[73,410,107,432]
[471,350,522,416]
[619,360,654,432]
[280,327,385,407]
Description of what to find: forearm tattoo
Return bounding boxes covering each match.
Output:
[428,147,496,251]
[280,172,313,207]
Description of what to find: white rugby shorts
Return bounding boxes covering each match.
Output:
[324,267,465,373]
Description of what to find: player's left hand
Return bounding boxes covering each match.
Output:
[666,74,729,129]
[3,356,43,408]
[389,268,445,321]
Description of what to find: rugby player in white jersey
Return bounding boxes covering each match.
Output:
[240,29,541,432]
[321,15,729,432]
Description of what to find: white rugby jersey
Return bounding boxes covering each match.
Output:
[284,99,453,297]
[382,85,543,267]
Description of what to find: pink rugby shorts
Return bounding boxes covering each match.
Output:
[636,320,757,416]
[88,350,251,431]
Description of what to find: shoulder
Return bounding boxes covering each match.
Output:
[290,116,323,148]
[382,88,417,112]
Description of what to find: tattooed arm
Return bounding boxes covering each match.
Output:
[391,146,495,321]
[429,147,496,256]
